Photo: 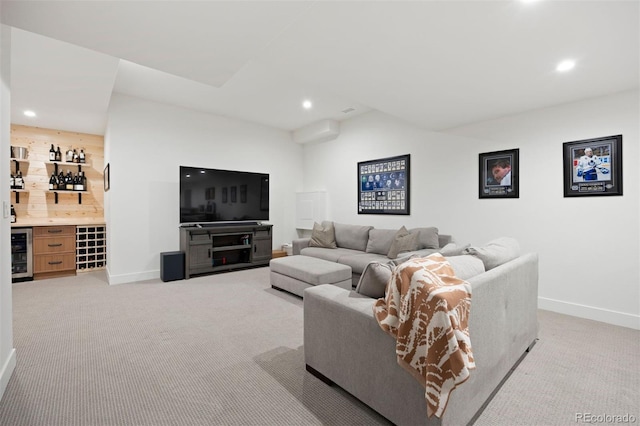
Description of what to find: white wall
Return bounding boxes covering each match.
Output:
[445,90,639,329]
[302,91,639,329]
[0,21,17,399]
[105,93,303,284]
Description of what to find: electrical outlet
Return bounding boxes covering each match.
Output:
[2,201,9,218]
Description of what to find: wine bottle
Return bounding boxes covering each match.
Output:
[79,149,85,163]
[80,171,87,191]
[72,149,79,163]
[49,144,56,161]
[66,170,74,191]
[73,173,82,191]
[58,171,65,190]
[66,148,73,162]
[55,146,62,162]
[9,173,15,189]
[10,205,16,223]
[49,172,56,190]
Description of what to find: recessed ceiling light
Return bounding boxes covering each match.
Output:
[556,59,576,72]
[23,110,36,117]
[302,100,312,110]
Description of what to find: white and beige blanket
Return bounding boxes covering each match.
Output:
[373,253,475,418]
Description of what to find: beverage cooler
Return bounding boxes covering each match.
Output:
[11,228,33,282]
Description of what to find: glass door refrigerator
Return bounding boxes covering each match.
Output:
[11,228,33,282]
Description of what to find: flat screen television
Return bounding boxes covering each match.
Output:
[179,166,269,225]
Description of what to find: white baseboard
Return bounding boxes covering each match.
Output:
[0,348,16,399]
[539,297,639,330]
[106,268,159,285]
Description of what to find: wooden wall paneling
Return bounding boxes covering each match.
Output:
[10,124,104,224]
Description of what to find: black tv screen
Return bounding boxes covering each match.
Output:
[179,166,269,224]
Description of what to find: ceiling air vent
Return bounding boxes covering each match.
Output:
[342,108,356,114]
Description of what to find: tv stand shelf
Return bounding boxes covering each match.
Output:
[180,224,272,279]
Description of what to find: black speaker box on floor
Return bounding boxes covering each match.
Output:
[161,251,185,282]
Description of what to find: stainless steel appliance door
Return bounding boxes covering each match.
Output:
[11,228,32,279]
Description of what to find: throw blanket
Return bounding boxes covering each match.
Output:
[373,253,475,418]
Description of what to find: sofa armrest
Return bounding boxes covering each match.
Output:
[292,238,310,255]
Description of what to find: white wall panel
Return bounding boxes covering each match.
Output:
[105,93,303,284]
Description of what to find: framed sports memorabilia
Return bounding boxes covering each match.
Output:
[478,149,519,199]
[563,135,623,197]
[358,154,410,215]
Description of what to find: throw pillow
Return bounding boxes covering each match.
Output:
[355,261,394,299]
[308,221,337,249]
[463,237,520,270]
[409,227,440,249]
[387,226,419,259]
[365,228,398,255]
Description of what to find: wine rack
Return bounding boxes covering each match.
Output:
[76,225,107,271]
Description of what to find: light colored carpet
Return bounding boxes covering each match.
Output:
[0,267,638,425]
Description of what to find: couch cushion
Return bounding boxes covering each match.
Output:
[300,247,362,263]
[387,226,419,259]
[333,222,373,251]
[355,261,394,299]
[409,227,440,249]
[366,228,400,255]
[463,237,520,270]
[445,255,485,280]
[338,252,390,275]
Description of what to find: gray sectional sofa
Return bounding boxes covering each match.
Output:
[304,250,539,425]
[293,221,452,287]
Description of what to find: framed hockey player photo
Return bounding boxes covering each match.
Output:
[563,135,623,197]
[358,154,410,215]
[479,149,519,199]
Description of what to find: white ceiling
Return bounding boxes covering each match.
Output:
[3,1,639,136]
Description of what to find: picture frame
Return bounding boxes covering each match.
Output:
[563,135,623,197]
[479,149,519,199]
[357,154,410,215]
[103,163,110,192]
[230,186,237,203]
[222,187,228,203]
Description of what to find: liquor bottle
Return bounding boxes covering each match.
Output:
[66,170,74,191]
[73,173,82,191]
[55,146,62,162]
[15,171,24,190]
[66,148,73,162]
[9,173,15,189]
[49,172,57,190]
[80,171,87,191]
[72,149,79,163]
[49,144,56,161]
[79,149,85,163]
[10,205,16,223]
[58,171,65,190]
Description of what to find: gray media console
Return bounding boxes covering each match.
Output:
[179,223,273,278]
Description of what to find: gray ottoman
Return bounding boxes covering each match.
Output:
[270,256,352,298]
